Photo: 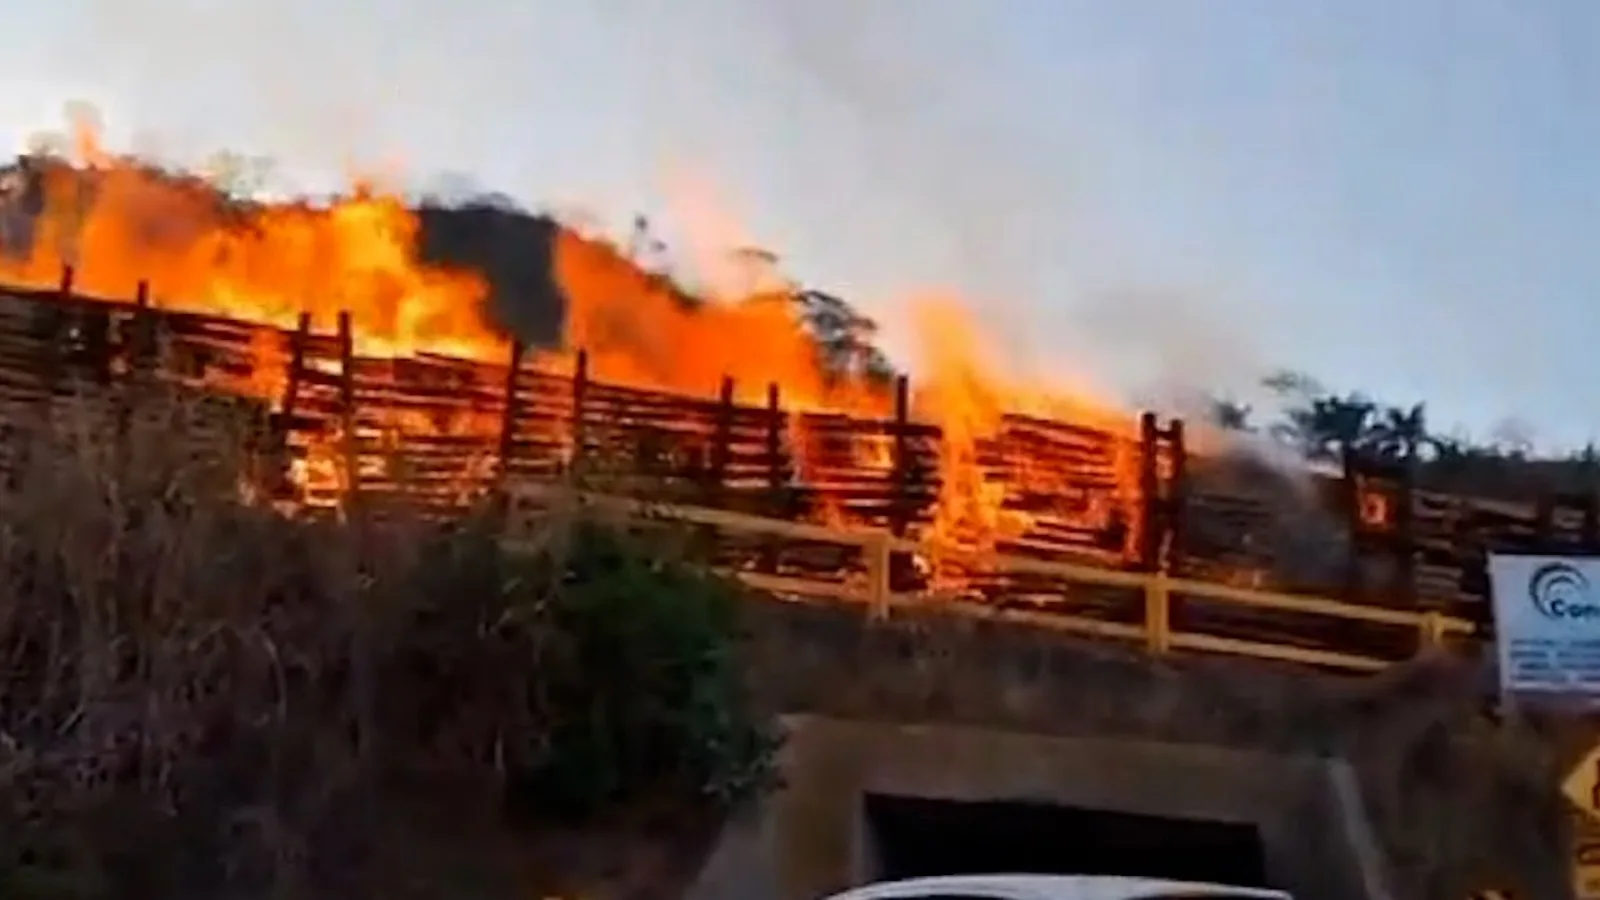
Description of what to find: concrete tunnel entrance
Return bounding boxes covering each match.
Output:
[862,793,1269,888]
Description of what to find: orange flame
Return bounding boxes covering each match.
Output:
[0,157,501,361]
[548,228,889,414]
[0,119,1146,564]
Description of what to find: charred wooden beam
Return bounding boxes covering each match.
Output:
[40,264,73,395]
[707,375,734,504]
[761,381,783,574]
[497,338,525,485]
[570,348,588,474]
[337,310,357,501]
[267,312,312,499]
[1138,412,1160,571]
[130,280,156,374]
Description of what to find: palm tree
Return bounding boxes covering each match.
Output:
[1366,402,1428,460]
[1275,391,1376,462]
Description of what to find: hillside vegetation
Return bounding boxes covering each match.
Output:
[0,390,780,900]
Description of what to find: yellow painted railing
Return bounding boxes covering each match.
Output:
[500,483,1477,674]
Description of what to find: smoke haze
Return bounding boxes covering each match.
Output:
[4,0,1276,411]
[10,0,1598,443]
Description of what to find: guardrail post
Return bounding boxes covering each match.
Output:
[1419,610,1446,652]
[1145,572,1172,654]
[866,531,892,620]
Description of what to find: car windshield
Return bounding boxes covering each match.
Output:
[1139,893,1283,900]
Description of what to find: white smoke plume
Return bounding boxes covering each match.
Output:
[10,0,1274,413]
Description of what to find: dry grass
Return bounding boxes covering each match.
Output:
[0,387,597,898]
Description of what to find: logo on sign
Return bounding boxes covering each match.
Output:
[1531,562,1600,621]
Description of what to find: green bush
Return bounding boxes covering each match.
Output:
[513,521,782,821]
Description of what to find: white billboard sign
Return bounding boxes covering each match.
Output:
[1488,554,1600,701]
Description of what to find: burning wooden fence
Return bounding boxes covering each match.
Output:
[0,267,1585,657]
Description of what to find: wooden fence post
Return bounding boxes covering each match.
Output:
[43,265,75,397]
[492,338,526,526]
[707,375,734,506]
[1584,493,1600,552]
[497,338,525,487]
[131,280,154,372]
[569,349,589,475]
[764,382,783,506]
[761,382,783,573]
[114,280,156,452]
[80,293,111,386]
[1396,454,1417,606]
[280,314,311,428]
[889,375,911,535]
[888,375,912,590]
[1343,447,1417,607]
[273,312,311,499]
[336,311,357,502]
[1340,445,1362,602]
[1167,417,1188,573]
[1137,412,1160,570]
[1535,495,1555,546]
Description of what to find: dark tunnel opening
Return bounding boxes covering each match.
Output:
[862,793,1270,889]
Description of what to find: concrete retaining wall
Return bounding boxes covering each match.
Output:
[688,715,1394,900]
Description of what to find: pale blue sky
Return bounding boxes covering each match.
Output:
[2,0,1598,446]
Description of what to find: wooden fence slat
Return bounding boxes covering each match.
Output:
[0,272,1568,660]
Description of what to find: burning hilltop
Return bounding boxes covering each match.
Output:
[0,139,914,411]
[0,124,1153,558]
[0,125,1138,419]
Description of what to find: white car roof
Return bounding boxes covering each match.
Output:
[824,874,1291,900]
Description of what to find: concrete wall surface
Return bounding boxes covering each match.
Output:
[687,715,1394,900]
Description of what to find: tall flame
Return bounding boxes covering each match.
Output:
[548,228,887,413]
[0,118,1142,560]
[0,151,500,361]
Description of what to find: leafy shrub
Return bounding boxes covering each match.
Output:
[513,521,782,821]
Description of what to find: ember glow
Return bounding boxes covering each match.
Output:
[0,120,1145,562]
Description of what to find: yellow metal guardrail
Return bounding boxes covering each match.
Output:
[500,483,1477,674]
